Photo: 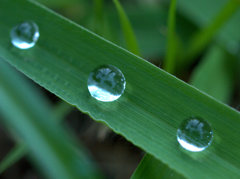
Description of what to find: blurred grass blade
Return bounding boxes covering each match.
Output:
[113,0,141,55]
[131,155,185,179]
[0,60,101,179]
[164,0,177,74]
[91,0,115,44]
[0,101,73,173]
[190,46,234,103]
[92,0,104,34]
[0,0,240,178]
[184,0,240,65]
[0,144,27,174]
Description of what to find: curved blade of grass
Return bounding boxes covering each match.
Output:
[113,0,141,55]
[0,59,101,179]
[0,0,240,178]
[93,0,104,34]
[164,0,177,74]
[182,0,240,66]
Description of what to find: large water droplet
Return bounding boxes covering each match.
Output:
[10,21,39,49]
[88,65,126,102]
[177,117,213,152]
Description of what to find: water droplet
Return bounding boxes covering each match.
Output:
[177,117,213,152]
[88,65,126,102]
[10,21,39,49]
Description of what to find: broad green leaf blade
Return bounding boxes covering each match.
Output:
[0,60,101,179]
[164,0,177,74]
[0,1,240,178]
[0,144,27,174]
[113,0,141,56]
[190,46,234,103]
[131,155,185,179]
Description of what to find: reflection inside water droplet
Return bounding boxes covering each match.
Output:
[177,117,213,152]
[87,65,126,102]
[10,21,39,49]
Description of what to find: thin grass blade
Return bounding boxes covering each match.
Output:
[113,0,141,55]
[164,0,177,74]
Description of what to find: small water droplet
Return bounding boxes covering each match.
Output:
[87,65,126,102]
[10,21,39,49]
[177,117,213,152]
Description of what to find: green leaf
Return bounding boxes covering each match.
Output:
[0,0,240,178]
[190,46,234,103]
[0,59,101,179]
[113,0,141,55]
[91,0,104,35]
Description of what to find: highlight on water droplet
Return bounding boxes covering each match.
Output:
[177,117,213,152]
[87,65,126,102]
[10,21,39,49]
